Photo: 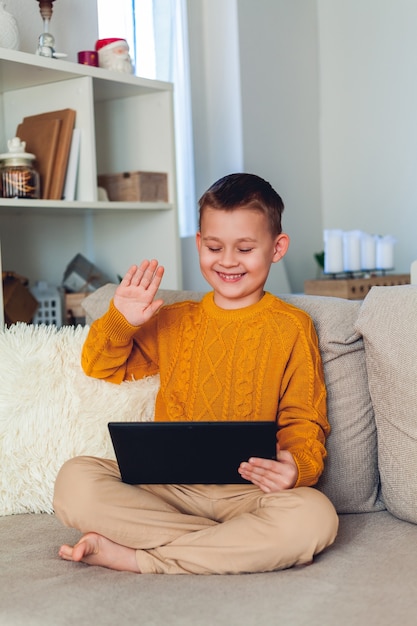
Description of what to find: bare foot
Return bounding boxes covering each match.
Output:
[59,532,141,573]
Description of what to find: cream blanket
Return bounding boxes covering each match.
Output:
[0,323,159,515]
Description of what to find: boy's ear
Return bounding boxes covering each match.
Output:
[196,231,202,251]
[272,233,290,263]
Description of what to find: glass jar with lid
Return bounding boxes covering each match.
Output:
[0,137,40,199]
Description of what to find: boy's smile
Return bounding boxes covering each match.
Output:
[196,206,289,310]
[217,271,246,282]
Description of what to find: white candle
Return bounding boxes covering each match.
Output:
[324,229,344,274]
[376,235,395,270]
[343,230,362,272]
[360,233,377,271]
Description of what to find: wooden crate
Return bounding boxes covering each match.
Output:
[98,171,168,202]
[304,274,410,300]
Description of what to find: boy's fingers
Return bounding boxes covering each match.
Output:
[122,261,164,290]
[140,260,163,286]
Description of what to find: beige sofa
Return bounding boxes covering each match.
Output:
[1,284,417,626]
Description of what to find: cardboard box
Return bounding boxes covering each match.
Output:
[62,253,111,293]
[304,274,410,300]
[98,171,168,202]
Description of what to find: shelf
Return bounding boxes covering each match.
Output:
[0,199,173,216]
[0,48,173,101]
[304,274,410,299]
[0,47,181,293]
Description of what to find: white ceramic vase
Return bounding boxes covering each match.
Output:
[0,2,20,50]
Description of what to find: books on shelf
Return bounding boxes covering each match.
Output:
[16,117,61,199]
[16,108,76,201]
[62,128,81,201]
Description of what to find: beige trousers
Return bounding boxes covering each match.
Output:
[53,456,338,575]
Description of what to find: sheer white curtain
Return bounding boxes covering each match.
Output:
[97,0,197,237]
[97,0,135,54]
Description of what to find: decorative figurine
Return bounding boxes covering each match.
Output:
[36,0,56,58]
[95,38,134,74]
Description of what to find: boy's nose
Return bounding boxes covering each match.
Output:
[219,250,238,267]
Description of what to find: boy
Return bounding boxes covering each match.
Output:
[54,173,338,574]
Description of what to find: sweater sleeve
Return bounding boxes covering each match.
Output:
[276,313,329,488]
[81,300,160,383]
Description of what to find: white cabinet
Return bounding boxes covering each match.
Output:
[0,48,181,291]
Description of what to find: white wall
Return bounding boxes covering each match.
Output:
[318,0,417,275]
[237,0,321,293]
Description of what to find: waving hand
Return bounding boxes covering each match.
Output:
[114,260,165,326]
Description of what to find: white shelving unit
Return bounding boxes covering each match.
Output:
[0,48,182,293]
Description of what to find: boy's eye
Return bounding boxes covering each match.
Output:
[207,247,253,253]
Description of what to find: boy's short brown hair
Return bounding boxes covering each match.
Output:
[198,173,284,236]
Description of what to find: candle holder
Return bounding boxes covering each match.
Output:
[36,0,57,58]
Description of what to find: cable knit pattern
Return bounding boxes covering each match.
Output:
[82,292,329,486]
[164,310,198,421]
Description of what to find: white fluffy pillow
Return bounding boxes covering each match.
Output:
[0,323,159,516]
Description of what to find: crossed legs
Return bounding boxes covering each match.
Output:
[53,456,338,575]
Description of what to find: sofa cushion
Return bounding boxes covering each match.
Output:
[82,284,206,324]
[355,285,417,524]
[84,286,383,514]
[281,294,383,514]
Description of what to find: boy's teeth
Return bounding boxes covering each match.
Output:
[220,273,241,280]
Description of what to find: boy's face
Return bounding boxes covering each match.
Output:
[196,206,289,310]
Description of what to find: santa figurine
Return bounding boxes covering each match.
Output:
[95,38,134,74]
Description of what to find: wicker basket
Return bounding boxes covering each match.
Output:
[98,171,168,202]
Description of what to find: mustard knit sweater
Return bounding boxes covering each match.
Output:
[82,292,329,487]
